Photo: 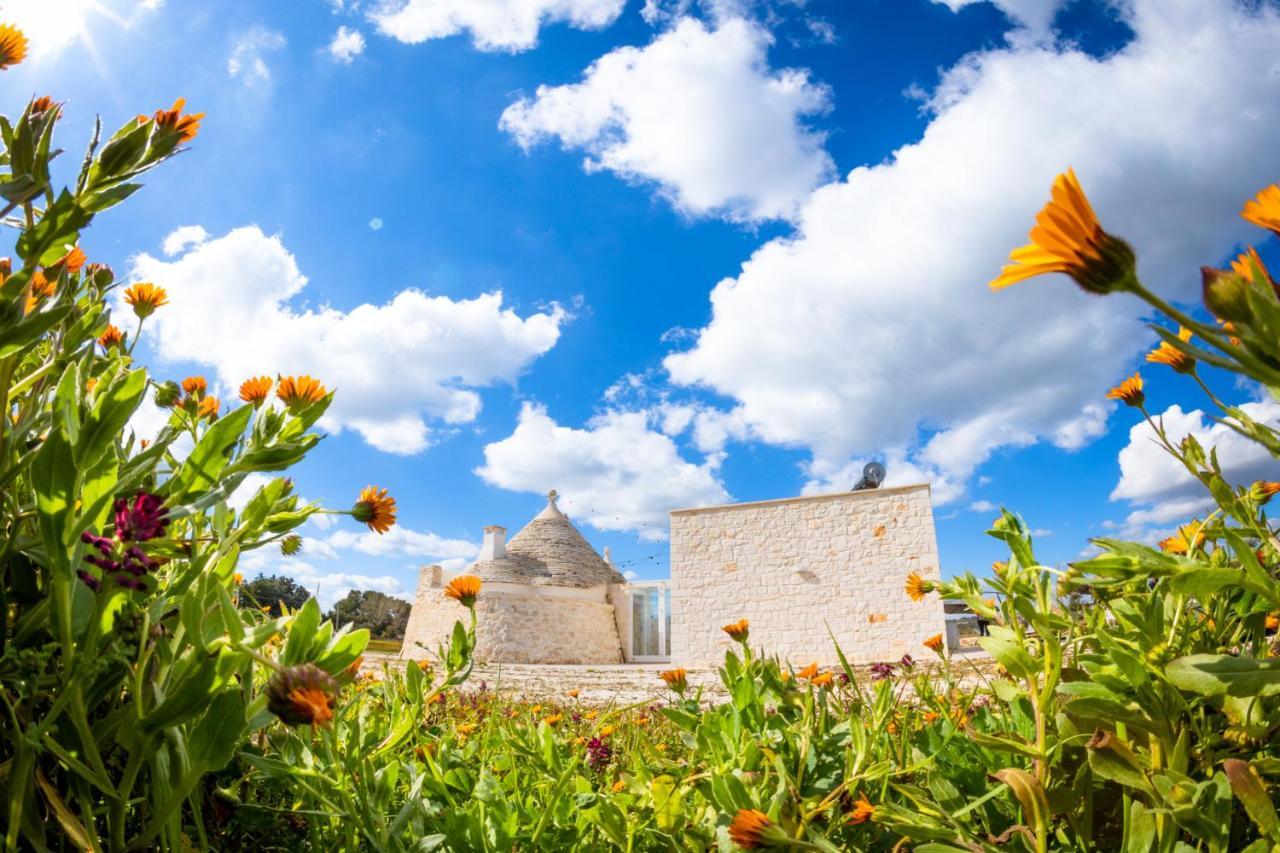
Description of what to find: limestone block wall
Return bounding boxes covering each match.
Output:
[402,570,624,664]
[669,484,946,667]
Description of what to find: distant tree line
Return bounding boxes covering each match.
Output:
[240,575,410,639]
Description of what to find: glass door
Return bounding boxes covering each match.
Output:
[628,582,670,661]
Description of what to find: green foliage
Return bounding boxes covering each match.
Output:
[328,588,413,639]
[243,573,313,617]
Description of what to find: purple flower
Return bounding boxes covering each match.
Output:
[76,569,101,591]
[869,662,895,682]
[114,492,168,542]
[900,654,915,669]
[586,737,612,770]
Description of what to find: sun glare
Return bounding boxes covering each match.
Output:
[6,0,140,61]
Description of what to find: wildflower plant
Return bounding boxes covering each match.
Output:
[0,63,482,851]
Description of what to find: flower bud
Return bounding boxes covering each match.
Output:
[266,663,338,727]
[1201,266,1252,324]
[153,380,181,408]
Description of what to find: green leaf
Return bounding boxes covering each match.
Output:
[1165,654,1280,699]
[76,367,147,468]
[31,429,76,574]
[16,189,90,262]
[0,304,71,359]
[283,597,322,666]
[164,404,253,503]
[188,689,247,772]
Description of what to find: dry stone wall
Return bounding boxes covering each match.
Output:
[402,568,624,664]
[669,484,947,666]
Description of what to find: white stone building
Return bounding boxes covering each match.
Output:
[402,484,947,666]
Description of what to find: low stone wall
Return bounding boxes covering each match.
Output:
[402,571,624,664]
[669,484,948,666]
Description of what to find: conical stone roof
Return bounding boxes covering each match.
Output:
[469,491,626,588]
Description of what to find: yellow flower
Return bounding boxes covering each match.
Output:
[197,396,220,419]
[123,282,169,318]
[1105,372,1144,408]
[634,716,650,726]
[722,618,749,642]
[573,736,586,746]
[153,97,204,143]
[990,168,1135,294]
[659,668,688,692]
[443,574,481,608]
[1159,523,1203,555]
[233,572,244,585]
[1242,183,1280,237]
[599,724,616,737]
[0,24,28,70]
[86,378,98,394]
[810,672,834,689]
[276,374,328,410]
[352,485,397,534]
[923,633,945,654]
[530,704,543,714]
[904,570,930,602]
[239,376,272,405]
[1146,327,1195,374]
[584,710,598,721]
[848,794,876,825]
[655,743,667,752]
[457,722,478,736]
[543,714,562,726]
[97,324,125,349]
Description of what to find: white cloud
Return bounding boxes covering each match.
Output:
[127,226,565,454]
[931,0,1066,34]
[1109,399,1280,538]
[240,554,409,609]
[500,17,834,222]
[477,402,730,539]
[329,25,366,62]
[369,217,384,230]
[322,526,478,560]
[370,0,625,52]
[665,0,1280,502]
[228,27,286,85]
[162,225,209,257]
[969,499,996,513]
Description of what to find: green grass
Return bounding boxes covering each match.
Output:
[365,638,403,654]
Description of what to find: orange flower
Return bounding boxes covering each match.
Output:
[543,714,562,726]
[797,663,819,680]
[634,716,650,726]
[233,572,244,585]
[153,97,204,143]
[54,246,87,273]
[611,780,626,793]
[276,374,328,410]
[197,396,220,419]
[923,711,941,724]
[599,724,616,737]
[30,95,57,117]
[810,672,834,689]
[0,24,27,70]
[584,710,598,721]
[722,618,750,642]
[1231,247,1274,285]
[97,324,125,349]
[848,794,876,825]
[660,668,688,692]
[457,722,478,736]
[1159,524,1203,555]
[1266,614,1279,633]
[238,375,272,405]
[353,485,397,534]
[123,282,168,318]
[266,664,337,728]
[1251,481,1280,504]
[86,378,98,394]
[728,809,782,849]
[567,689,580,698]
[904,570,930,602]
[1105,372,1144,408]
[24,270,55,313]
[182,375,207,397]
[990,168,1135,294]
[1146,327,1195,374]
[1242,184,1280,237]
[443,575,481,608]
[923,633,945,654]
[530,705,543,714]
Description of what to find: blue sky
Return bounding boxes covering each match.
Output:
[6,0,1279,606]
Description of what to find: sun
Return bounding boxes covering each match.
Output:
[5,0,148,62]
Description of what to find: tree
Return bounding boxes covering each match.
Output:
[242,574,312,616]
[328,589,412,639]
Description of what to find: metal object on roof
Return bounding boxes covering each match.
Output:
[852,462,885,491]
